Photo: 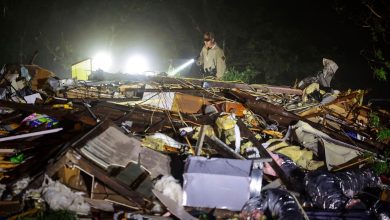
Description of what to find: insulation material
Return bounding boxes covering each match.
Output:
[216,114,241,152]
[40,175,90,214]
[12,177,30,195]
[267,140,324,170]
[293,120,360,170]
[192,125,216,140]
[322,139,360,170]
[154,175,183,205]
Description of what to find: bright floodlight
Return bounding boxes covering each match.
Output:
[124,55,149,74]
[170,59,194,75]
[92,52,112,72]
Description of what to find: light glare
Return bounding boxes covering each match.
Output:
[124,55,149,74]
[92,52,112,72]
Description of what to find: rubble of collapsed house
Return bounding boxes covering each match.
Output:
[0,60,390,220]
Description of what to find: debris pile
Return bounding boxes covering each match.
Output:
[0,60,390,219]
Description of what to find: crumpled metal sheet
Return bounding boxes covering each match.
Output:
[183,156,252,211]
[80,126,171,178]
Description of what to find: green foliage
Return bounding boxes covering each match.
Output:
[222,67,257,83]
[374,49,384,61]
[10,153,24,163]
[369,113,390,141]
[373,67,388,81]
[334,1,390,81]
[371,150,390,175]
[369,113,380,128]
[372,160,390,175]
[372,48,389,81]
[378,128,390,141]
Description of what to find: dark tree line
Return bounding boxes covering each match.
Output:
[0,0,389,97]
[334,0,390,81]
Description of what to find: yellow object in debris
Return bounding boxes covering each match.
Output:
[240,141,254,154]
[52,102,73,109]
[142,136,166,152]
[142,134,188,154]
[302,83,320,103]
[192,125,216,140]
[305,83,320,94]
[262,130,283,139]
[216,115,236,130]
[163,145,181,153]
[267,140,324,170]
[0,162,19,169]
[225,128,236,144]
[215,115,239,146]
[266,140,289,152]
[381,188,390,202]
[0,130,8,136]
[243,110,260,127]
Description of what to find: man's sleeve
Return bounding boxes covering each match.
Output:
[216,49,226,79]
[196,48,204,66]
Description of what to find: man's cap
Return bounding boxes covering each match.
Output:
[204,32,215,41]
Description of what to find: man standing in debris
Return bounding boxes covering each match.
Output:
[196,32,226,80]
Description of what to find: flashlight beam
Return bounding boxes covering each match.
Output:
[170,59,194,75]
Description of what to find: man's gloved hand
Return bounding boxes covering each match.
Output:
[195,55,202,66]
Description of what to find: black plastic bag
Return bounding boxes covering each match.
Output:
[241,188,304,220]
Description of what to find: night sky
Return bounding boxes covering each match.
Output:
[0,0,389,99]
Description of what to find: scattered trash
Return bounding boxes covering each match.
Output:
[12,177,31,195]
[0,62,389,219]
[40,175,90,214]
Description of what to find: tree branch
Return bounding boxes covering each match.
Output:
[365,4,382,19]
